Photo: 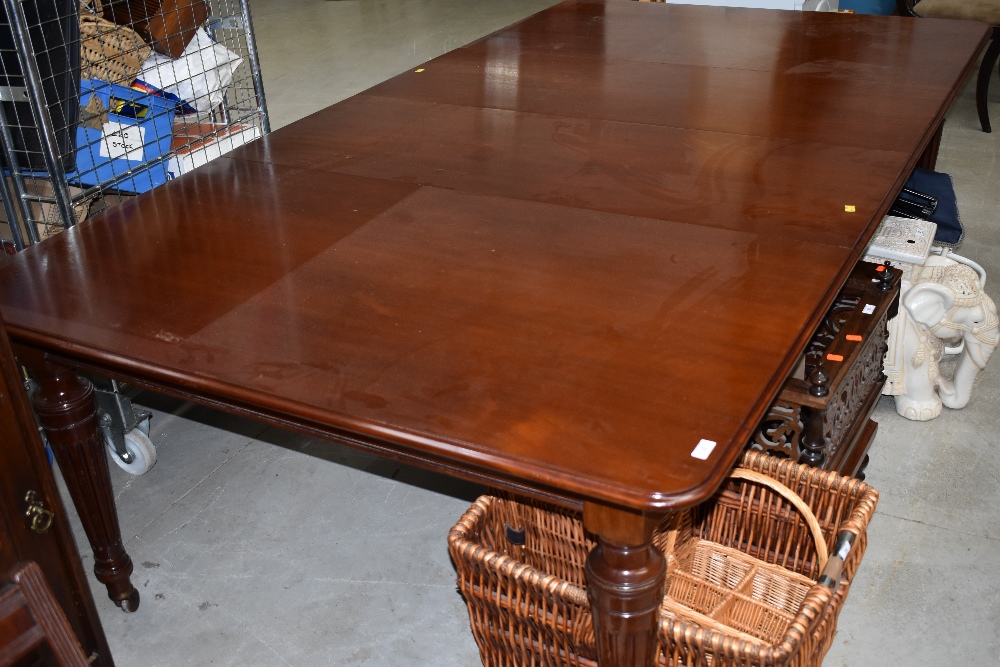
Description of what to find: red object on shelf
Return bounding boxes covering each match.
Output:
[101,0,209,59]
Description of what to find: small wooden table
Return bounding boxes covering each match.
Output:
[0,2,988,664]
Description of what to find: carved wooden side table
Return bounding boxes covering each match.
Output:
[750,261,900,478]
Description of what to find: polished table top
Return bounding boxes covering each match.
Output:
[0,0,988,511]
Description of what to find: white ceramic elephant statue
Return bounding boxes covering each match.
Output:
[883,257,998,421]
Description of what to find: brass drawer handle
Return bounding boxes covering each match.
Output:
[24,490,54,534]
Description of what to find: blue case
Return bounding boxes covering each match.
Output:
[73,79,175,194]
[903,167,964,248]
[837,0,895,14]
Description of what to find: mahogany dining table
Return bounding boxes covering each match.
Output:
[0,1,988,664]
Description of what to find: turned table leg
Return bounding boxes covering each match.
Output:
[583,502,666,667]
[20,350,140,612]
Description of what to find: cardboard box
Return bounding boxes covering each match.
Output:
[0,177,90,246]
[87,192,137,219]
[167,122,261,178]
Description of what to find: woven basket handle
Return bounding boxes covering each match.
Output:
[728,468,829,570]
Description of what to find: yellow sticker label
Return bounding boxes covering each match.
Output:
[108,97,149,119]
[844,205,856,213]
[415,68,425,73]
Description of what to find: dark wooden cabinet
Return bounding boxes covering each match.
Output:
[749,261,900,478]
[1,562,91,667]
[0,316,112,666]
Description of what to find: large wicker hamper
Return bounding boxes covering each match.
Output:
[448,451,879,667]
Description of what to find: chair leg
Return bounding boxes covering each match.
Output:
[977,34,1000,133]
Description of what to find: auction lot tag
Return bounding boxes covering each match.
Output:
[691,439,717,460]
[99,122,145,162]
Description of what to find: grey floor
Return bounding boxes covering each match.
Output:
[61,1,1000,665]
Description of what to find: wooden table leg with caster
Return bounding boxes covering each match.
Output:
[583,502,666,667]
[18,347,140,612]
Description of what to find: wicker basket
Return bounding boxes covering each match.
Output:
[448,451,879,667]
[80,0,152,85]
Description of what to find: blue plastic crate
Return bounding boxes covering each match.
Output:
[73,79,175,194]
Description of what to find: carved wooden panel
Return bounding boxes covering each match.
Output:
[803,293,862,379]
[751,402,803,460]
[823,319,889,460]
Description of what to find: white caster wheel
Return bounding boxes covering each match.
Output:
[108,429,157,475]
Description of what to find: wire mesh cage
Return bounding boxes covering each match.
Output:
[0,0,269,252]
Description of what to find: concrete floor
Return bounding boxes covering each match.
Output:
[61,1,1000,665]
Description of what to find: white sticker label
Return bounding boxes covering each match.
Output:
[99,122,145,162]
[862,304,876,315]
[691,439,717,460]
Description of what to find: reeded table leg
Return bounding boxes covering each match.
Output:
[583,502,666,667]
[20,349,139,612]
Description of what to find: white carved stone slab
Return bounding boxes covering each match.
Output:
[864,216,937,265]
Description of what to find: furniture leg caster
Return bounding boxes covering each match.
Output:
[115,588,140,613]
